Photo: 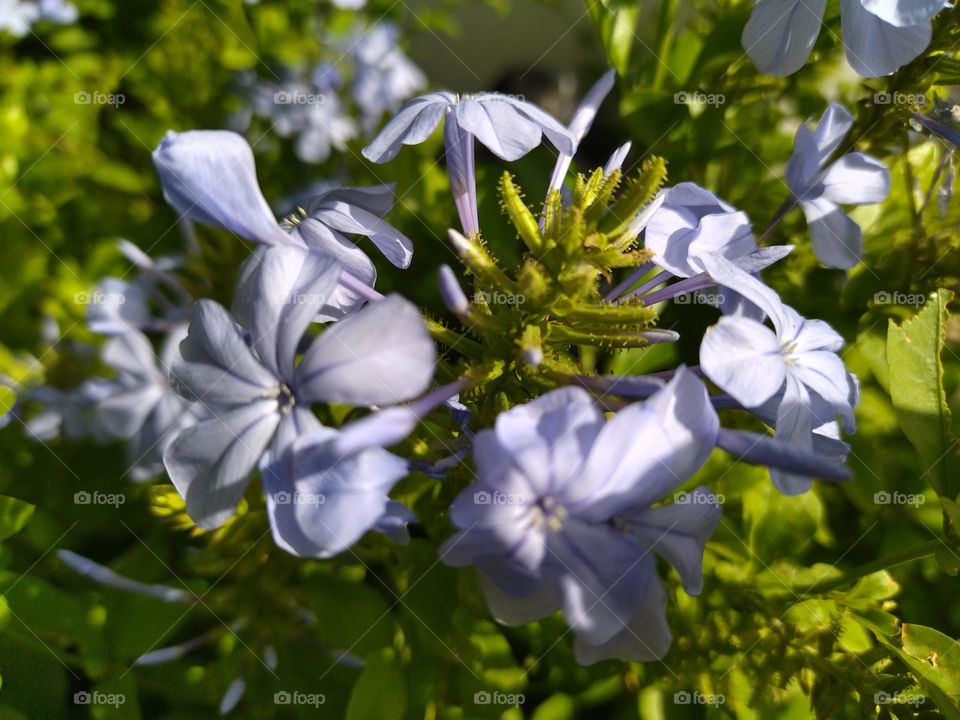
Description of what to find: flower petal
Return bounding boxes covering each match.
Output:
[800,196,863,269]
[819,153,891,205]
[152,130,287,245]
[361,93,451,162]
[741,0,826,76]
[163,401,280,529]
[700,316,786,407]
[859,0,945,27]
[296,294,435,405]
[841,0,932,77]
[313,201,413,268]
[456,98,543,161]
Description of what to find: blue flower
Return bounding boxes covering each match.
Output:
[699,253,858,494]
[363,92,575,235]
[785,103,890,268]
[94,326,205,481]
[742,0,947,77]
[153,129,413,312]
[350,23,427,133]
[441,370,721,663]
[163,244,436,538]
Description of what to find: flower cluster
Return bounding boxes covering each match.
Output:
[0,0,76,38]
[742,0,948,77]
[22,69,884,665]
[232,19,425,163]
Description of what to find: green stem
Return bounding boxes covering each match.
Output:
[426,319,484,359]
[652,0,680,89]
[793,539,941,596]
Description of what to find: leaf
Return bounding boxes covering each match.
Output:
[887,289,959,502]
[0,496,34,542]
[345,652,407,720]
[586,0,639,75]
[901,624,960,699]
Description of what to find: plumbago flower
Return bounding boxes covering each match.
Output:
[363,91,575,235]
[152,129,413,312]
[742,0,948,77]
[699,254,858,494]
[784,103,890,269]
[94,326,205,481]
[163,244,436,553]
[441,371,723,663]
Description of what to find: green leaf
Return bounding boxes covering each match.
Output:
[0,496,34,542]
[901,624,960,698]
[887,289,959,502]
[345,653,407,720]
[586,0,639,75]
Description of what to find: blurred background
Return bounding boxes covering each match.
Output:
[1,0,959,718]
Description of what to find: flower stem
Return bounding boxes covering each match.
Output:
[792,539,941,596]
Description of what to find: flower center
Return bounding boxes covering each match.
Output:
[277,384,296,415]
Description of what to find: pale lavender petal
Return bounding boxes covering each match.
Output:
[152,130,288,245]
[819,153,891,205]
[361,93,451,162]
[742,0,826,76]
[800,196,863,269]
[163,400,280,529]
[296,294,435,405]
[700,316,786,407]
[841,0,932,77]
[456,98,543,161]
[859,0,945,27]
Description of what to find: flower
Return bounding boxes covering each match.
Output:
[163,244,436,531]
[644,183,756,279]
[785,103,890,269]
[441,370,721,663]
[152,129,413,312]
[350,22,427,133]
[742,0,947,77]
[94,326,205,481]
[699,253,858,494]
[363,91,575,235]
